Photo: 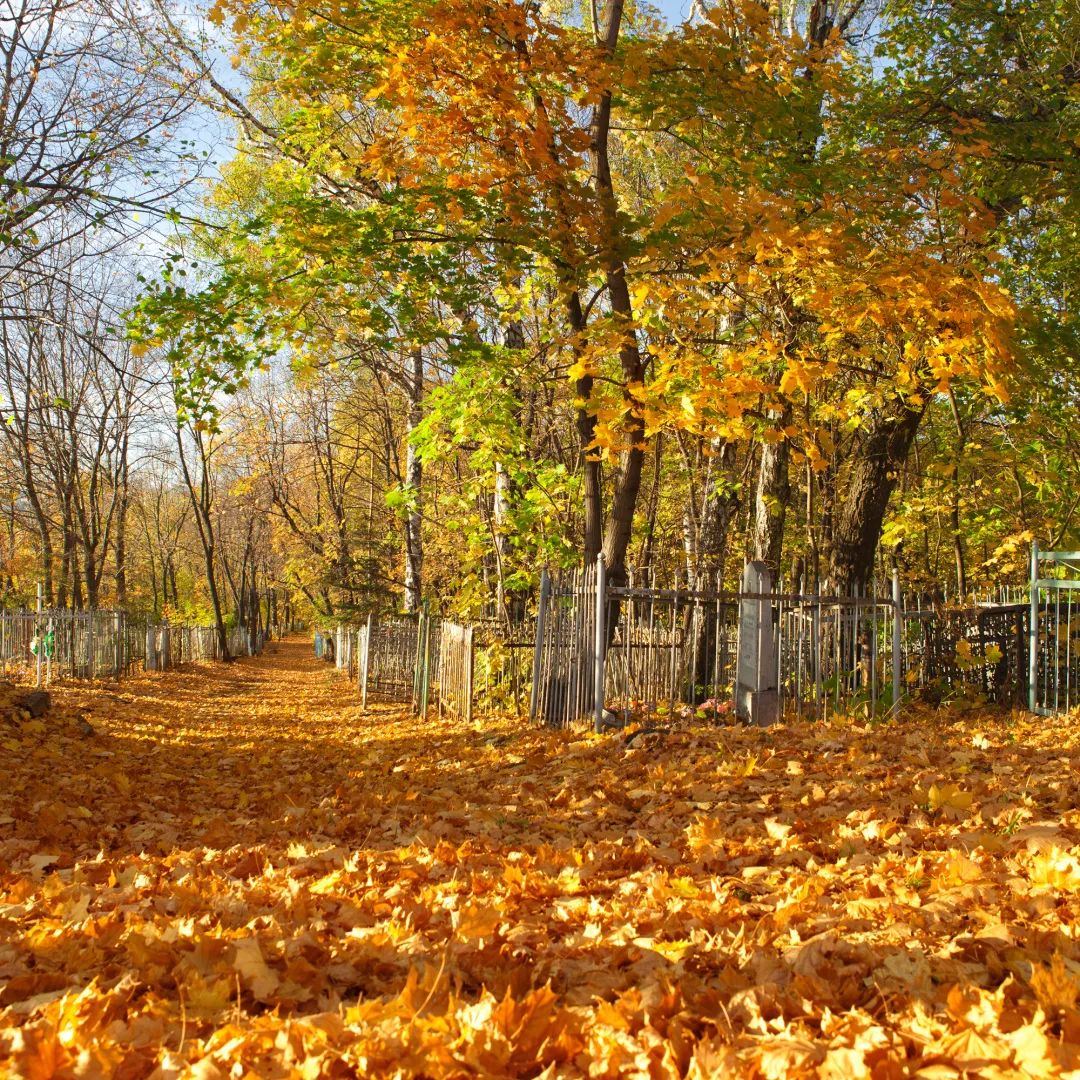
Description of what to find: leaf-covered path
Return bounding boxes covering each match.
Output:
[3,640,1080,1078]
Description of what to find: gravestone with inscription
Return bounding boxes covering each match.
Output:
[735,561,779,726]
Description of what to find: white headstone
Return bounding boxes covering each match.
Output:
[735,561,779,726]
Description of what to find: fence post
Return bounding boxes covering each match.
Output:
[1029,540,1040,712]
[421,603,433,716]
[360,614,372,709]
[594,553,606,734]
[529,570,551,724]
[892,569,902,719]
[161,626,172,670]
[465,625,475,725]
[145,624,157,671]
[414,602,431,716]
[35,583,42,688]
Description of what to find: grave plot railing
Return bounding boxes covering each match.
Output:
[0,609,147,684]
[601,579,902,728]
[0,608,266,686]
[350,615,428,708]
[527,561,906,729]
[158,624,261,667]
[334,625,357,676]
[437,621,473,722]
[336,558,1041,727]
[529,561,602,729]
[1029,544,1080,715]
[473,622,534,717]
[412,605,441,716]
[898,602,1027,708]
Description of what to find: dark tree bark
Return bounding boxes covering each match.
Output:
[829,399,927,594]
[751,404,792,579]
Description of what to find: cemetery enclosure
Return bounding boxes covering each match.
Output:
[326,550,1058,729]
[0,607,279,688]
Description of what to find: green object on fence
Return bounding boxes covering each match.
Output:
[29,628,54,659]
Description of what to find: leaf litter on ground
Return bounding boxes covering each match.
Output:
[2,639,1080,1077]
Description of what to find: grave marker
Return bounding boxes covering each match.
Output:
[735,561,779,726]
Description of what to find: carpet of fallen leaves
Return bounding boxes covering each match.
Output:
[3,639,1080,1078]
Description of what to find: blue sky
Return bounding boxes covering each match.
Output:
[653,0,696,22]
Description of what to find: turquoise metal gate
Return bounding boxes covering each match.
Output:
[1029,543,1080,715]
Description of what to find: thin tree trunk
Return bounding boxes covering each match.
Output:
[403,347,423,613]
[592,0,645,586]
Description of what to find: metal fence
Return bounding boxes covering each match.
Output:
[530,562,604,728]
[0,609,146,683]
[320,614,433,710]
[473,622,534,717]
[325,545,1068,727]
[437,621,473,722]
[1029,544,1080,715]
[0,607,266,686]
[152,624,264,668]
[525,569,1032,728]
[524,565,907,729]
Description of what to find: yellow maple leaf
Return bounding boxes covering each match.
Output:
[924,782,973,817]
[455,902,502,941]
[233,937,278,1001]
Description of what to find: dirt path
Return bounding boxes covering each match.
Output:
[2,639,1080,1077]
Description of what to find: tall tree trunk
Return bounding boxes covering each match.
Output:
[566,290,604,562]
[829,399,927,594]
[593,0,645,586]
[751,404,792,578]
[637,434,663,569]
[403,347,423,613]
[698,440,740,581]
[494,315,525,620]
[947,389,968,599]
[176,424,230,660]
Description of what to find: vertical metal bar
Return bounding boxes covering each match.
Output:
[1029,540,1039,713]
[594,554,606,733]
[1055,581,1062,715]
[529,570,550,723]
[713,575,722,721]
[813,597,822,719]
[465,625,474,724]
[796,599,804,719]
[667,571,678,719]
[646,582,656,713]
[870,595,878,718]
[623,569,632,724]
[1066,589,1073,715]
[35,583,42,688]
[892,570,902,719]
[438,623,445,720]
[361,614,372,709]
